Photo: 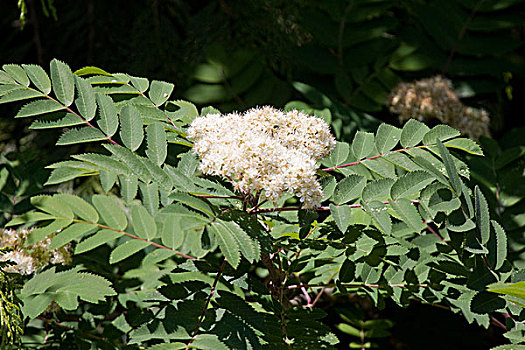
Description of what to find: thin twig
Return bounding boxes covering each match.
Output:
[425,222,446,243]
[442,0,485,74]
[490,315,507,331]
[186,259,227,349]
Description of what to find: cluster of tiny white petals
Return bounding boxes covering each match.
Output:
[390,76,491,138]
[0,228,71,275]
[188,106,335,208]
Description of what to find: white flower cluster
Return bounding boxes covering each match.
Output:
[188,106,335,208]
[0,228,71,275]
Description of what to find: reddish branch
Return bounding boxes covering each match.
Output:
[42,94,119,146]
[73,219,195,260]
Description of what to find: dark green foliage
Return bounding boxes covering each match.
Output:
[0,56,523,348]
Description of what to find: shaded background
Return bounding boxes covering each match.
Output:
[2,0,524,135]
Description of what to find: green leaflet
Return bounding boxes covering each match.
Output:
[148,80,174,107]
[128,75,149,93]
[73,152,131,175]
[139,181,159,214]
[134,104,169,123]
[411,155,449,186]
[400,119,430,148]
[446,210,476,232]
[75,229,124,254]
[119,105,144,151]
[164,165,193,192]
[15,100,66,118]
[75,76,97,121]
[74,66,111,76]
[330,204,351,233]
[226,220,260,263]
[390,198,425,232]
[46,159,99,172]
[6,212,56,226]
[0,87,42,104]
[56,127,108,145]
[383,152,421,171]
[352,131,375,159]
[142,249,176,266]
[22,64,51,94]
[119,174,139,203]
[3,64,29,86]
[423,124,460,145]
[361,157,396,178]
[0,70,15,84]
[104,144,152,181]
[339,259,355,282]
[92,195,127,230]
[50,59,75,106]
[0,83,22,96]
[96,92,118,136]
[148,343,186,350]
[131,205,157,240]
[375,123,401,154]
[169,192,214,217]
[326,141,350,167]
[191,334,229,350]
[177,151,199,177]
[54,194,99,222]
[50,223,96,249]
[362,200,391,234]
[390,170,434,199]
[143,158,175,191]
[490,220,507,270]
[444,138,484,156]
[146,123,168,166]
[436,139,462,196]
[168,100,199,124]
[161,214,185,249]
[31,195,74,219]
[320,175,337,201]
[19,267,116,319]
[110,239,151,264]
[26,219,73,245]
[488,281,525,302]
[427,188,461,215]
[362,178,395,202]
[99,170,117,192]
[474,186,490,245]
[470,291,506,314]
[208,220,242,268]
[333,174,366,205]
[30,112,85,129]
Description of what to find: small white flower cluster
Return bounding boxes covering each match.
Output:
[0,228,71,275]
[188,106,335,208]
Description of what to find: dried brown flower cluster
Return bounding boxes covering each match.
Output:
[0,229,71,275]
[389,76,490,138]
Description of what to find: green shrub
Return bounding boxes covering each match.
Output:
[0,60,523,349]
